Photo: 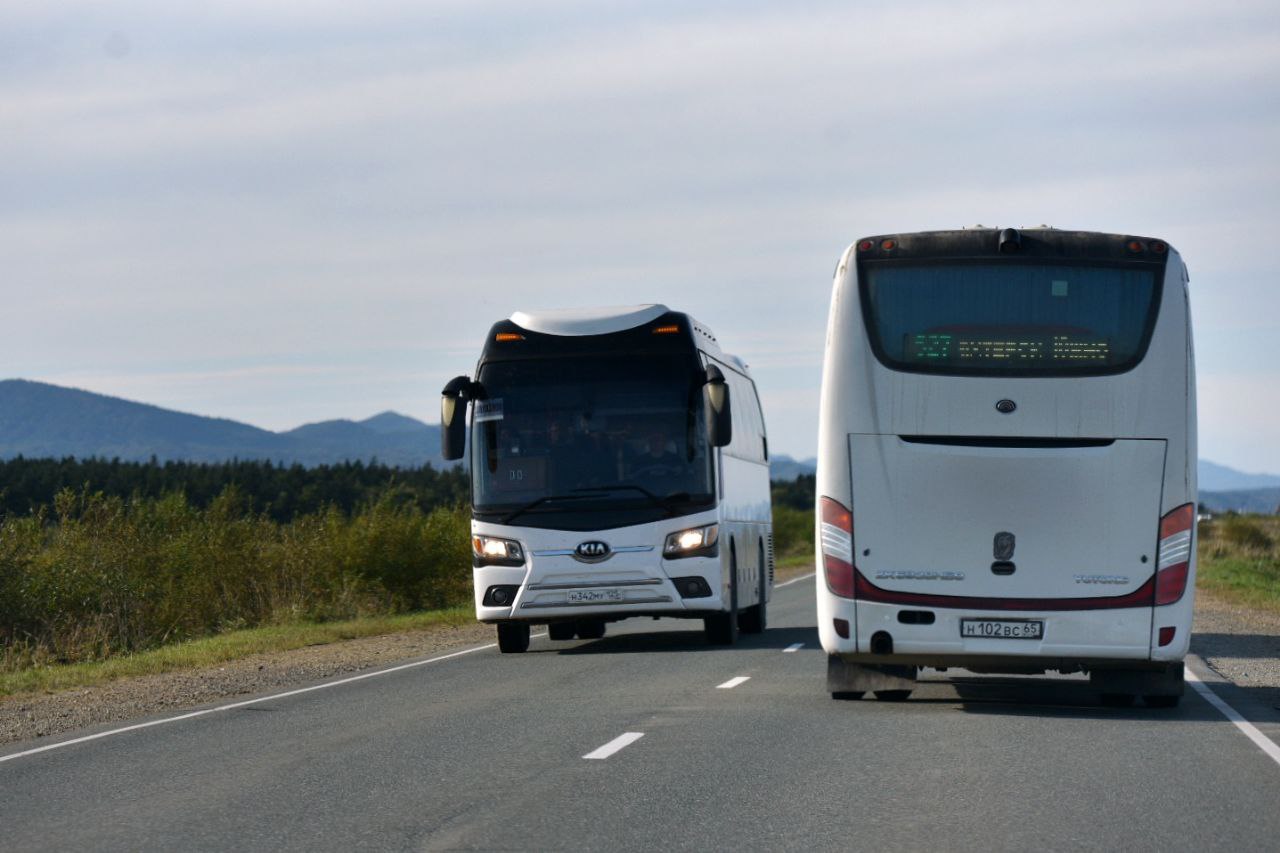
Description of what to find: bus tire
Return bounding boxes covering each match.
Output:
[739,541,768,635]
[1100,693,1135,708]
[705,554,740,645]
[576,619,606,640]
[874,690,912,702]
[1143,694,1181,708]
[548,622,576,641]
[496,622,530,654]
[832,691,865,701]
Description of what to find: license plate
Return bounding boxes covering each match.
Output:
[960,619,1043,640]
[567,589,624,604]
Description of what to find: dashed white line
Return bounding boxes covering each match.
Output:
[0,634,549,766]
[717,676,751,690]
[1186,666,1280,769]
[583,732,644,760]
[783,643,804,653]
[775,572,815,589]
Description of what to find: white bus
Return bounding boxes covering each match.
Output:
[816,228,1196,706]
[441,305,773,653]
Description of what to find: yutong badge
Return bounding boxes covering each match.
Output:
[573,541,612,563]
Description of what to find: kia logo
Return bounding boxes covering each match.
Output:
[574,541,612,563]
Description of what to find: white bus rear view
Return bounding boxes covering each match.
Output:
[442,305,773,653]
[817,228,1196,706]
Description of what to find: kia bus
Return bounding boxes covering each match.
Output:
[442,305,773,653]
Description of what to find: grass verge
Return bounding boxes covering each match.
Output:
[0,607,475,699]
[1196,557,1280,613]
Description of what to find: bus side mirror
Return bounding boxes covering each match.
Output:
[703,365,732,448]
[440,375,474,461]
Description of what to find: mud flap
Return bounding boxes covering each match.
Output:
[827,656,918,693]
[1090,662,1185,697]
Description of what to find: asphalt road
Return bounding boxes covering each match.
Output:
[3,576,1279,852]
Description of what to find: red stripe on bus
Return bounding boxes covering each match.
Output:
[853,569,1156,611]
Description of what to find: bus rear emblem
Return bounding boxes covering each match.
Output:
[993,532,1016,561]
[574,541,612,563]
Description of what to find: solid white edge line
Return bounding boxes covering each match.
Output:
[583,732,644,760]
[775,572,815,589]
[717,676,750,690]
[783,643,804,653]
[1,633,548,766]
[1186,666,1280,769]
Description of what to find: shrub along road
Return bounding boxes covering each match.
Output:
[1,576,1278,852]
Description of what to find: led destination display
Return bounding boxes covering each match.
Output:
[904,332,1111,366]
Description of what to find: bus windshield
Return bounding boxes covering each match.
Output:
[471,355,715,529]
[861,262,1161,375]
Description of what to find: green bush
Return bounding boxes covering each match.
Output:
[1218,516,1273,551]
[772,504,814,558]
[0,487,473,671]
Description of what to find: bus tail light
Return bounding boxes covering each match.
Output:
[1155,503,1194,606]
[820,497,854,598]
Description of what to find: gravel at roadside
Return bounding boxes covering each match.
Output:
[1191,590,1280,715]
[0,622,494,747]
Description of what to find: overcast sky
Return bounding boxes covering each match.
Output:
[4,0,1279,471]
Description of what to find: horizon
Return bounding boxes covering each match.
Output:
[7,376,1280,479]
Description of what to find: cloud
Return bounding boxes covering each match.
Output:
[3,0,1279,461]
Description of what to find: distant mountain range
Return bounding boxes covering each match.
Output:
[0,379,446,468]
[1,380,1277,506]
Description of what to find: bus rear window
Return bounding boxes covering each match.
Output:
[861,262,1161,376]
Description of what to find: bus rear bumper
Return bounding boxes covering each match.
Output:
[821,598,1168,668]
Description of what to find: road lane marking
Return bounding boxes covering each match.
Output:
[775,572,815,589]
[0,634,548,766]
[783,643,804,653]
[1186,667,1280,769]
[583,732,644,760]
[717,676,751,689]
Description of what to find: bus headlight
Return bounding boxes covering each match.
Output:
[472,534,525,567]
[663,523,719,559]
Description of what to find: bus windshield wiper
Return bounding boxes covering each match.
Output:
[572,485,693,515]
[500,493,596,525]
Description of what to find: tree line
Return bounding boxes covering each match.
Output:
[0,457,469,522]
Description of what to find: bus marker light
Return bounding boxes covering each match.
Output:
[1159,626,1176,646]
[880,239,897,250]
[858,240,874,252]
[495,332,524,342]
[1127,240,1144,253]
[652,325,680,335]
[1149,240,1167,254]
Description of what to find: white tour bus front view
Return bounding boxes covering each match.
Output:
[441,305,773,653]
[817,228,1196,706]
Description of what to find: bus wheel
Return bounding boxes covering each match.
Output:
[1100,693,1135,708]
[832,691,865,701]
[576,619,606,640]
[1143,694,1181,708]
[704,556,740,645]
[496,622,530,653]
[874,690,912,702]
[548,622,576,641]
[739,542,768,635]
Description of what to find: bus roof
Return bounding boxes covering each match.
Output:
[488,305,742,372]
[850,228,1174,264]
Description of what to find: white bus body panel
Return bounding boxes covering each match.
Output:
[817,242,1196,669]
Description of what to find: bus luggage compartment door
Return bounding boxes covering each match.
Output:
[848,435,1166,603]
